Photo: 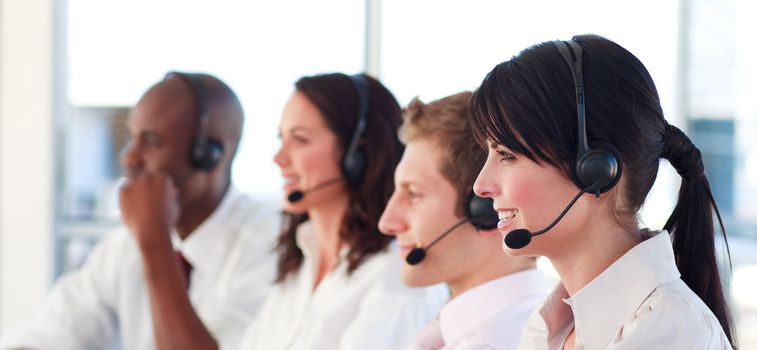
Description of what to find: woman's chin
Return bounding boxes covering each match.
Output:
[282,201,308,215]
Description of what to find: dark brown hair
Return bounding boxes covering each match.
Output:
[399,92,483,217]
[275,73,403,282]
[470,34,734,345]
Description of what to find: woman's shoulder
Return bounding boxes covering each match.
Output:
[622,278,731,348]
[643,279,719,320]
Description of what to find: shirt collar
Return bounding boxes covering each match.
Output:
[439,269,546,345]
[172,186,243,275]
[295,221,351,263]
[295,220,318,261]
[294,221,354,290]
[540,230,681,350]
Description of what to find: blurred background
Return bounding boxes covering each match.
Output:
[0,0,755,347]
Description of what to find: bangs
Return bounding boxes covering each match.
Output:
[470,60,563,168]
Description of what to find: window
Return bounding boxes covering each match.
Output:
[685,0,757,345]
[58,0,756,346]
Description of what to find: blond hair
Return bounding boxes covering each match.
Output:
[399,92,483,216]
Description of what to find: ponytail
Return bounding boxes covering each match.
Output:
[661,124,735,345]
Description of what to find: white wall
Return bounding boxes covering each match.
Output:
[0,0,55,333]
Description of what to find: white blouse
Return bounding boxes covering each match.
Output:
[517,230,732,350]
[239,221,448,350]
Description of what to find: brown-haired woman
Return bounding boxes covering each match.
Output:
[239,73,446,349]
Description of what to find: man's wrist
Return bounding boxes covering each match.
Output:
[133,227,174,253]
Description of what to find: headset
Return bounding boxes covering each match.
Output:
[166,71,224,171]
[553,40,622,194]
[405,193,498,265]
[342,74,370,186]
[503,40,623,249]
[285,74,371,203]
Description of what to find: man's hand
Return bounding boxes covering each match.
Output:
[119,173,181,249]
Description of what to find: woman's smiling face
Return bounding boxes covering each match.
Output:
[273,91,346,214]
[473,140,595,257]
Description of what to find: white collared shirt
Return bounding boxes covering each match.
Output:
[1,187,280,350]
[430,269,546,350]
[238,221,448,350]
[518,230,732,350]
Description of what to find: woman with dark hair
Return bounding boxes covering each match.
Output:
[238,73,446,349]
[472,35,735,349]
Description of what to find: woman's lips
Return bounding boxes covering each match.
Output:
[398,244,415,257]
[496,208,518,233]
[282,175,299,192]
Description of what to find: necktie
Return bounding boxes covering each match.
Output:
[174,250,193,289]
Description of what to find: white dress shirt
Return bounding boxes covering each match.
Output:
[417,269,546,350]
[238,221,448,350]
[1,186,280,350]
[518,230,732,350]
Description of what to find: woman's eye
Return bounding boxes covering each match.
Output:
[497,150,515,162]
[292,135,309,144]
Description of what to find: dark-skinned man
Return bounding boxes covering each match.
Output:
[1,72,279,350]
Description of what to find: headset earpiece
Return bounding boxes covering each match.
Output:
[167,71,224,171]
[553,40,622,194]
[191,138,224,170]
[573,141,621,194]
[342,74,370,186]
[341,147,366,185]
[466,194,498,230]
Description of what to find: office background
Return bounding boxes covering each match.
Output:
[1,0,755,347]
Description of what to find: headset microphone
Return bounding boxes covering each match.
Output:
[405,195,498,265]
[504,183,600,249]
[287,177,343,203]
[406,219,468,265]
[286,191,304,203]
